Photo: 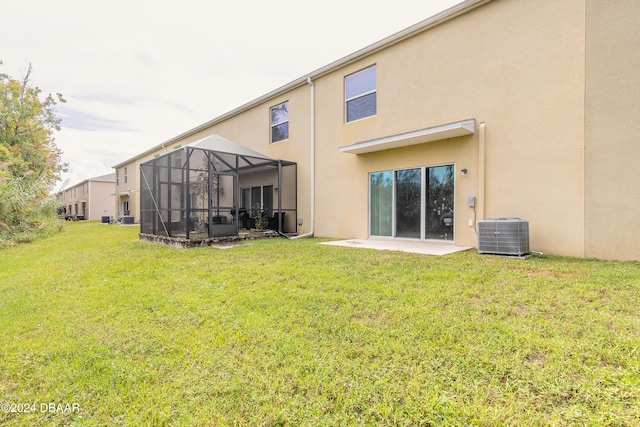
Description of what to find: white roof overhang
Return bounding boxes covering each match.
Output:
[339,119,476,155]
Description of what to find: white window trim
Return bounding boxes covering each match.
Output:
[345,65,377,123]
[345,88,377,103]
[270,101,289,144]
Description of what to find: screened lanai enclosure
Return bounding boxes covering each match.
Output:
[140,134,296,240]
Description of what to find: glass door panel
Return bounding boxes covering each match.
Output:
[370,172,393,236]
[262,185,273,215]
[395,168,422,238]
[251,187,262,210]
[425,165,455,240]
[241,188,250,209]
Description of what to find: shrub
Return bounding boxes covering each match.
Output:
[0,175,64,247]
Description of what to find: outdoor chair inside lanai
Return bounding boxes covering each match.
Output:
[140,134,296,239]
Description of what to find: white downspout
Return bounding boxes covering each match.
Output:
[291,77,315,239]
[87,180,91,221]
[478,122,486,221]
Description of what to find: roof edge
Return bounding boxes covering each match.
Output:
[113,0,493,169]
[62,173,116,190]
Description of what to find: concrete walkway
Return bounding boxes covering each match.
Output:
[319,239,472,256]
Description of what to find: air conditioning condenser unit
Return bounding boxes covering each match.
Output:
[478,218,529,256]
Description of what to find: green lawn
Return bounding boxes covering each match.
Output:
[0,222,638,426]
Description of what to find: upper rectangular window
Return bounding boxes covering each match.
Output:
[270,101,289,143]
[346,65,376,122]
[124,167,128,184]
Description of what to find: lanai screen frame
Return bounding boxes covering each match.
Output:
[140,144,296,239]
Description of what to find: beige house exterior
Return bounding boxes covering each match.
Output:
[57,173,116,221]
[113,0,640,261]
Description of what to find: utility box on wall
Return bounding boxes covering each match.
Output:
[478,218,530,256]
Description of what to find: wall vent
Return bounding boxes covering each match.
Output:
[478,218,529,256]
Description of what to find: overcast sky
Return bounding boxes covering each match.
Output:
[1,0,460,189]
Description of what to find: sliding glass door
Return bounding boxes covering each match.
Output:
[369,165,454,241]
[242,185,274,213]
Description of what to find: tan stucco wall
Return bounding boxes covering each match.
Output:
[86,181,116,221]
[310,0,586,254]
[585,0,640,261]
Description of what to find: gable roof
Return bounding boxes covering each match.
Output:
[65,172,116,191]
[90,172,116,182]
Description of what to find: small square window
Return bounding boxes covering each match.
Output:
[270,101,289,143]
[346,66,377,122]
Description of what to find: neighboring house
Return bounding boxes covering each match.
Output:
[113,0,640,261]
[57,173,116,221]
[113,163,134,220]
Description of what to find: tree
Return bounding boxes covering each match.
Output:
[0,62,68,245]
[0,62,67,184]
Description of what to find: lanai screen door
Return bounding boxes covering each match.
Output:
[369,165,454,241]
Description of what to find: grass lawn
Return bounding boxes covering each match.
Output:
[0,222,639,426]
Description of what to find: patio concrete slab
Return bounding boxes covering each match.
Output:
[319,239,472,256]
